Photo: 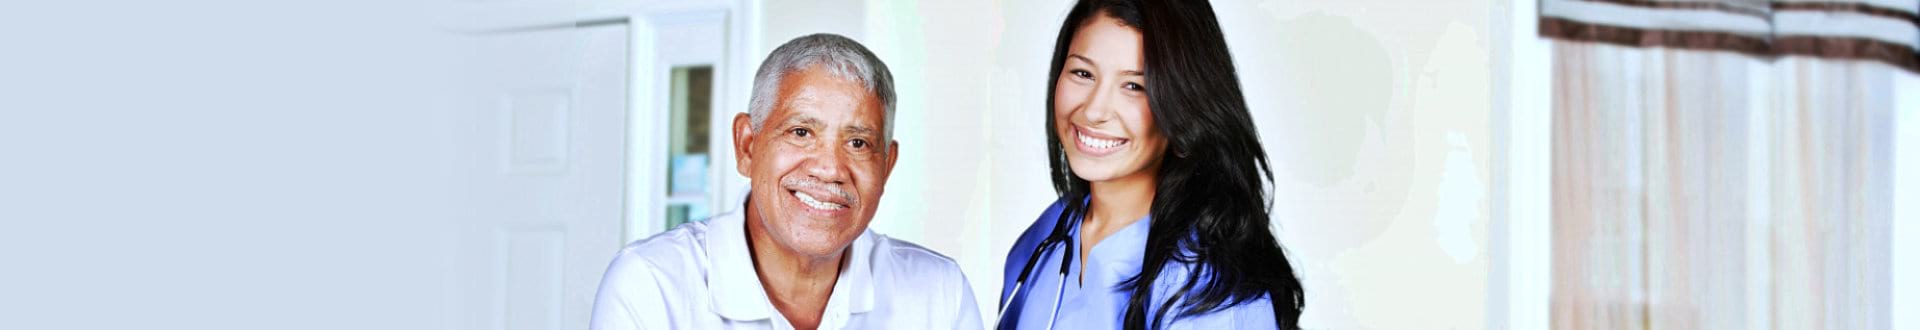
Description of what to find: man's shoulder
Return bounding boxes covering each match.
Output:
[606,220,714,279]
[864,233,982,327]
[592,221,721,330]
[868,233,965,277]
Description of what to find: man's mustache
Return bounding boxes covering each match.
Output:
[781,177,857,206]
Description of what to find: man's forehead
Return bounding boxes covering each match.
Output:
[772,70,885,131]
[779,67,879,103]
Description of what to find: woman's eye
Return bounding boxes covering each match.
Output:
[1071,69,1093,79]
[790,127,812,137]
[1124,82,1144,91]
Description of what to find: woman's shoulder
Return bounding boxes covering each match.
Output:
[1010,197,1071,249]
[1024,197,1071,237]
[1000,198,1070,272]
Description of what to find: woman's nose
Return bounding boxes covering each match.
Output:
[1079,87,1118,125]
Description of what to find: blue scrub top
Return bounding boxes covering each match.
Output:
[998,198,1281,329]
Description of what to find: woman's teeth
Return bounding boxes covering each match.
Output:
[794,191,847,210]
[1078,130,1126,149]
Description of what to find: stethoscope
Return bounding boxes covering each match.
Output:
[994,203,1081,330]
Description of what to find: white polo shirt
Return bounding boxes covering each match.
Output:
[588,195,983,330]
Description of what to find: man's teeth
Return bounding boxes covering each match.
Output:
[1078,131,1126,149]
[794,191,847,210]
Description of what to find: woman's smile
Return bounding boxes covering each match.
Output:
[1072,124,1130,156]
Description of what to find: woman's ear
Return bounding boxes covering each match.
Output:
[731,113,755,177]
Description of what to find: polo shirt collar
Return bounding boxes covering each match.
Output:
[705,190,879,324]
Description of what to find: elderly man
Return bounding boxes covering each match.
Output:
[589,34,982,329]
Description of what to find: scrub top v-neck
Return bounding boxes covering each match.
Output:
[998,198,1282,329]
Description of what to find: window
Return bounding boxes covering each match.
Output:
[665,65,714,230]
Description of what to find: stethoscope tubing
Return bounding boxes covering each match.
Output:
[996,208,1080,330]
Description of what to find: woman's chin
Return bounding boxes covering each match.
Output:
[1067,162,1124,182]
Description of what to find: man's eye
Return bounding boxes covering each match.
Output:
[848,139,868,149]
[790,127,811,137]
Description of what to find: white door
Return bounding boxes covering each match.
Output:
[447,23,630,330]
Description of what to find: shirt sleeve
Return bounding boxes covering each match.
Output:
[589,251,672,330]
[953,269,985,330]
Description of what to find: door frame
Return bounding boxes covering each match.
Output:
[632,9,740,243]
[436,0,757,244]
[1489,0,1553,327]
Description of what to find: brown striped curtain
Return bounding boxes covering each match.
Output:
[1541,0,1920,72]
[1543,1,1902,329]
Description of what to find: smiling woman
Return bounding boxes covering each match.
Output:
[997,0,1307,329]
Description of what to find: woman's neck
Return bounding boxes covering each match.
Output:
[1087,174,1155,230]
[1078,170,1157,283]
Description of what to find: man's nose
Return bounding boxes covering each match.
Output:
[801,138,850,184]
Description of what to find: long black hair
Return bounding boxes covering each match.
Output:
[1042,0,1305,328]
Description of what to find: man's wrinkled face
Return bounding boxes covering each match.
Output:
[734,65,897,258]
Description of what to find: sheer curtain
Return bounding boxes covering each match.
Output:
[1550,42,1758,329]
[1763,57,1896,329]
[1542,0,1908,328]
[1550,42,1898,329]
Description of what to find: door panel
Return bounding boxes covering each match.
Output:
[449,23,629,330]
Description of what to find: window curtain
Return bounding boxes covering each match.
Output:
[1540,0,1920,72]
[1760,56,1895,329]
[1542,1,1905,328]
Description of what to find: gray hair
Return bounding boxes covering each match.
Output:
[747,33,897,142]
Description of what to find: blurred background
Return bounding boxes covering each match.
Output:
[2,0,1915,329]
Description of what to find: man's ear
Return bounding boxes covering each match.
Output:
[732,113,755,177]
[882,140,900,178]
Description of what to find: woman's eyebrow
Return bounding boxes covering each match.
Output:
[1069,53,1142,76]
[1067,54,1099,68]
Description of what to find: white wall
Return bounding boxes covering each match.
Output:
[0,1,464,327]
